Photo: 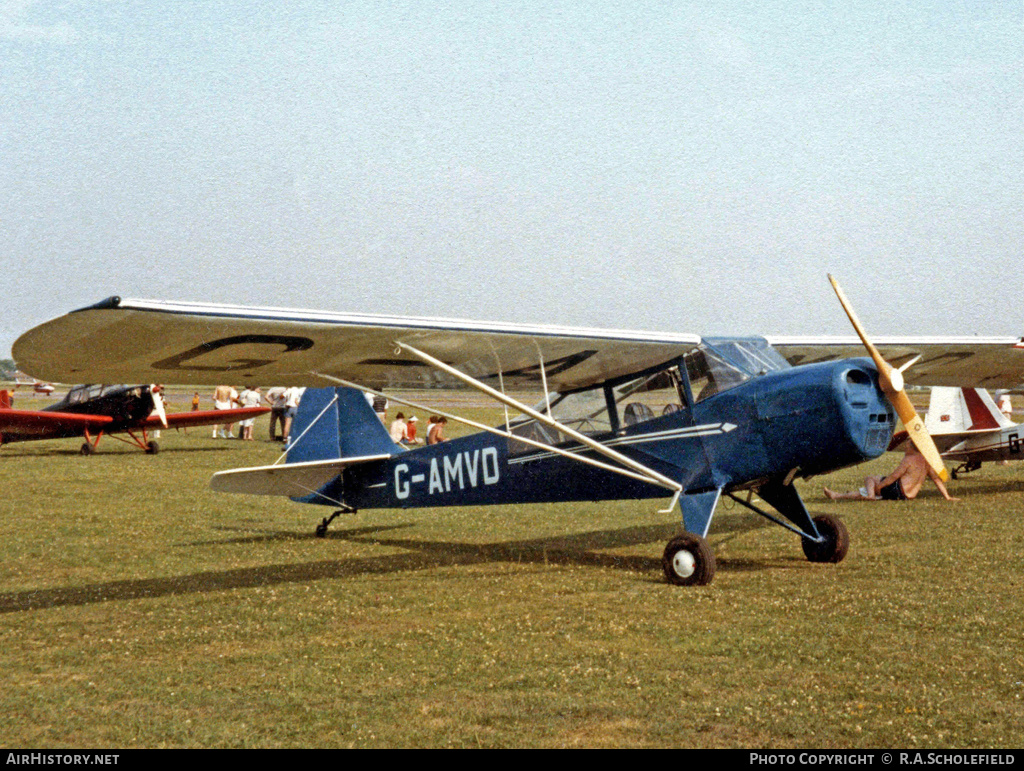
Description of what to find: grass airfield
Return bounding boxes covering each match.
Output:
[0,394,1022,748]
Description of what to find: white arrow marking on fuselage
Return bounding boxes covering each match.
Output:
[507,422,738,464]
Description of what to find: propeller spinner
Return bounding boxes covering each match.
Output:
[827,274,948,482]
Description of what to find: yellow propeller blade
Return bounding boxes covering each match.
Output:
[827,275,948,482]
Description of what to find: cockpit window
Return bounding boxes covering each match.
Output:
[507,389,612,454]
[611,367,686,424]
[508,363,687,455]
[684,345,751,403]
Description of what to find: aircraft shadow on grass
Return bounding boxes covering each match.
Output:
[0,511,779,614]
[0,445,241,458]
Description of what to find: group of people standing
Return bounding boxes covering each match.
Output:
[207,384,304,442]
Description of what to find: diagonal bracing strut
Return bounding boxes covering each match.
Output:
[387,341,684,494]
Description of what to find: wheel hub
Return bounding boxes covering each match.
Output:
[671,549,696,579]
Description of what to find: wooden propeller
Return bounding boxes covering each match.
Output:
[828,274,948,481]
[149,385,168,428]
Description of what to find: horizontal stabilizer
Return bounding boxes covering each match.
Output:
[210,454,391,496]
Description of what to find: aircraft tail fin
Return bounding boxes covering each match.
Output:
[0,390,10,410]
[286,386,402,464]
[924,387,1014,436]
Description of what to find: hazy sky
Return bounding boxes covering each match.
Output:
[2,1,1022,358]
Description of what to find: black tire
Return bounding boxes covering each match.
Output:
[80,443,93,456]
[145,441,159,455]
[662,533,716,586]
[315,520,328,538]
[802,513,850,563]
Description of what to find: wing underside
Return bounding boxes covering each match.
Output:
[14,298,702,392]
[0,409,114,439]
[768,336,1024,389]
[13,298,1024,392]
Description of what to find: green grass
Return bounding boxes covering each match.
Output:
[0,392,1022,747]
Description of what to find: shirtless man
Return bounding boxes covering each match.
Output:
[824,444,958,502]
[212,384,238,439]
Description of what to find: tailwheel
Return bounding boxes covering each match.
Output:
[951,461,980,480]
[314,505,357,538]
[662,533,716,586]
[802,513,850,564]
[145,441,159,454]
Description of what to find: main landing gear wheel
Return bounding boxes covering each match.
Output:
[145,441,159,455]
[80,443,94,456]
[802,513,850,564]
[662,533,716,586]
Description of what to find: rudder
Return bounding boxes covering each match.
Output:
[287,387,401,464]
[925,386,1013,435]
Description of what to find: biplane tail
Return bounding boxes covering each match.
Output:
[286,386,402,464]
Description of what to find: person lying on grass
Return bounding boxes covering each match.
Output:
[824,440,958,502]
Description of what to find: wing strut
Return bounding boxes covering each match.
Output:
[313,372,680,493]
[388,341,684,495]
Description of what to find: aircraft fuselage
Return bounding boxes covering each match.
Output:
[299,358,895,511]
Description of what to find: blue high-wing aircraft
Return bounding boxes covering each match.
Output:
[13,279,1024,585]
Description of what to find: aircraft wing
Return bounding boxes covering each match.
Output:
[767,336,1024,389]
[13,297,702,392]
[210,455,392,496]
[142,407,271,429]
[0,409,114,439]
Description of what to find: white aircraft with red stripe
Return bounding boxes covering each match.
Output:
[916,387,1022,477]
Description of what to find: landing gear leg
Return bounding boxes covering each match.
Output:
[315,504,357,537]
[81,429,102,455]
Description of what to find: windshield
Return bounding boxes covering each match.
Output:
[684,345,751,403]
[703,338,789,377]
